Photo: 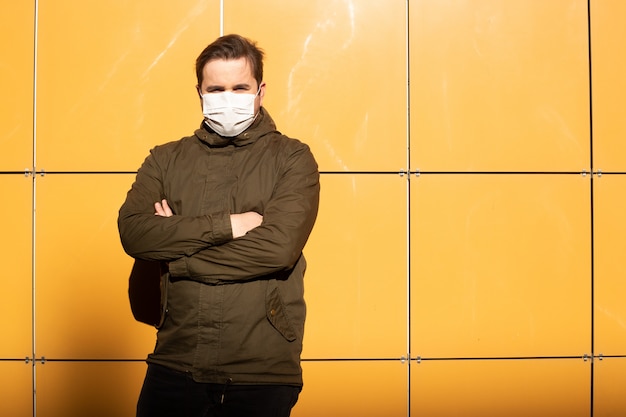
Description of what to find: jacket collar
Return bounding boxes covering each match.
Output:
[194,107,277,147]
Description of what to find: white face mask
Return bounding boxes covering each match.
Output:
[202,88,260,137]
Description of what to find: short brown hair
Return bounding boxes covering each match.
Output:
[195,34,264,87]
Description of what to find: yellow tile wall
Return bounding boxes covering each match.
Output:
[1,1,625,416]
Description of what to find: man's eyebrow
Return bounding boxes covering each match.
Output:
[204,83,251,91]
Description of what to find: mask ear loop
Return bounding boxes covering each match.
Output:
[251,83,264,121]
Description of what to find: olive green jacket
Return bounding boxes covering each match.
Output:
[118,108,320,385]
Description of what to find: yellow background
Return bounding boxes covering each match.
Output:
[1,0,625,416]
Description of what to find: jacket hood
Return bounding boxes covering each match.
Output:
[194,107,277,147]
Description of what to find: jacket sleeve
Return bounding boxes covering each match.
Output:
[118,145,232,261]
[167,144,320,283]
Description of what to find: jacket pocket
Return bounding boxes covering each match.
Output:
[266,284,297,342]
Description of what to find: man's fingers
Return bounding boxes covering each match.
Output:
[154,199,173,217]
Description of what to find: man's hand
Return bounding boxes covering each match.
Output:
[230,212,263,238]
[155,200,261,239]
[154,199,173,217]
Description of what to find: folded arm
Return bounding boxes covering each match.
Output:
[118,149,233,261]
[168,146,320,283]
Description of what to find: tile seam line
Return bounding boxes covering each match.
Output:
[31,1,40,416]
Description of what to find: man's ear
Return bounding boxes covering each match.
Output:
[196,85,202,98]
[258,81,266,106]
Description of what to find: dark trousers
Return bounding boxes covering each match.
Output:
[136,364,301,417]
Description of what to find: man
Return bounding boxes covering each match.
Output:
[118,34,320,417]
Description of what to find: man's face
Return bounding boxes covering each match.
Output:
[197,57,265,114]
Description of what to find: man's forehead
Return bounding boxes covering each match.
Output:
[203,58,253,78]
